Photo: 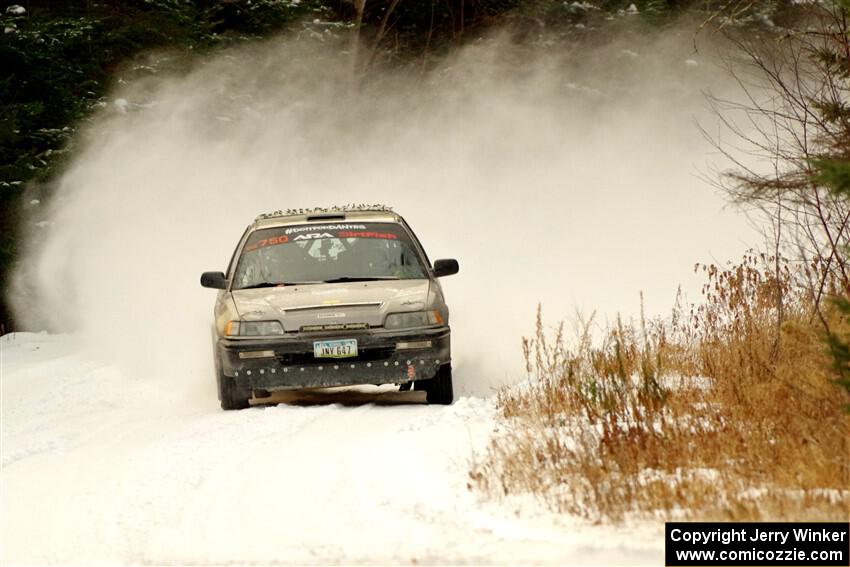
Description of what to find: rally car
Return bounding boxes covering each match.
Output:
[200,206,459,409]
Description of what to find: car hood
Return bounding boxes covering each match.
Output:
[231,279,431,332]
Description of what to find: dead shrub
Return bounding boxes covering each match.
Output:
[470,253,850,522]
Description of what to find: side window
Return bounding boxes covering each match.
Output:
[400,221,431,268]
[225,227,250,280]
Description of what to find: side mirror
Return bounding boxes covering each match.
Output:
[201,271,227,289]
[433,259,459,278]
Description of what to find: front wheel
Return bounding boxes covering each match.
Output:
[218,370,250,410]
[425,364,453,405]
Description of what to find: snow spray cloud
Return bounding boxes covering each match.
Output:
[11,30,756,399]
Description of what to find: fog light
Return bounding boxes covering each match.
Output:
[396,340,432,350]
[238,350,275,359]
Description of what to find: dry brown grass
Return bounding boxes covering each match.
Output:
[470,253,850,522]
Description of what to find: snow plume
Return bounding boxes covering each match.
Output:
[10,30,755,400]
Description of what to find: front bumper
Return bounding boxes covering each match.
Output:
[218,326,450,392]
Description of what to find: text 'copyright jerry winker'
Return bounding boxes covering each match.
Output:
[665,522,849,566]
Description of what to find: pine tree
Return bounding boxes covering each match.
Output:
[813,159,850,410]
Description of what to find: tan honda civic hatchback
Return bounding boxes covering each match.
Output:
[201,206,459,409]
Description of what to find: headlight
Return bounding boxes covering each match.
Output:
[224,320,284,337]
[384,310,443,330]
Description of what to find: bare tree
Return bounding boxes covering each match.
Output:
[706,1,850,320]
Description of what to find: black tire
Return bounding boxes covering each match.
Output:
[425,364,453,405]
[219,371,250,410]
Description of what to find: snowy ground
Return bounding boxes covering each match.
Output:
[1,332,663,565]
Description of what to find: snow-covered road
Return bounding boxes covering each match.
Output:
[1,333,662,565]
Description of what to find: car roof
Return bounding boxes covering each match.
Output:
[251,206,402,230]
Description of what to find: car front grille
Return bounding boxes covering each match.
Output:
[299,323,370,332]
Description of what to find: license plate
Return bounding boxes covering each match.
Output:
[313,339,358,358]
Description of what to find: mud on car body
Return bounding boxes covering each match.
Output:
[201,206,459,409]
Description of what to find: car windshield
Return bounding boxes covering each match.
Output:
[232,222,428,289]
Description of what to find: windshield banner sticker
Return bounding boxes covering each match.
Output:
[293,233,335,241]
[284,224,367,235]
[338,230,398,240]
[244,235,289,252]
[245,223,407,250]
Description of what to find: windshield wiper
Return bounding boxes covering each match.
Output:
[238,281,321,290]
[322,276,401,283]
